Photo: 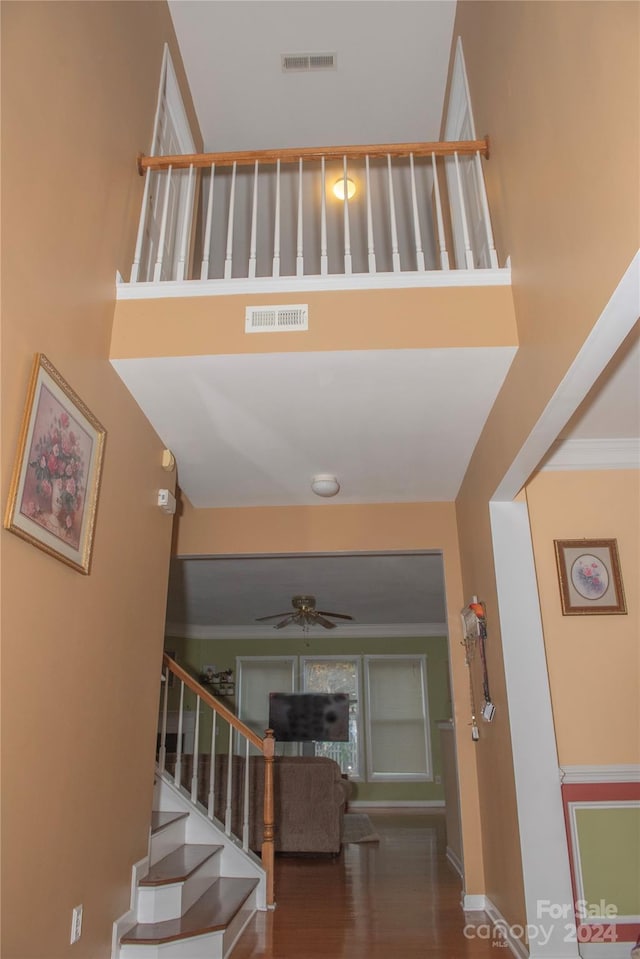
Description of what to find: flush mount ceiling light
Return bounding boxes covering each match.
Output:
[332,177,356,201]
[311,474,340,497]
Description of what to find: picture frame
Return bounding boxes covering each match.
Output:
[554,539,626,616]
[4,354,106,574]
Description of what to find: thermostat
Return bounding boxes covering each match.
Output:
[157,489,176,515]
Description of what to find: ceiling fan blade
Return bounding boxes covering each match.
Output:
[255,612,291,621]
[314,613,337,629]
[275,615,297,629]
[317,611,354,620]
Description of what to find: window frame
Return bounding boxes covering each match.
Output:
[364,653,433,783]
[300,654,365,782]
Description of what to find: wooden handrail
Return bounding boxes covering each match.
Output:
[138,137,490,175]
[162,653,263,751]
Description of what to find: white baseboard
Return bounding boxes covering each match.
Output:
[348,800,445,809]
[111,856,149,959]
[463,893,487,911]
[446,845,463,877]
[485,898,529,959]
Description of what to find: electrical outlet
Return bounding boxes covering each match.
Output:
[435,775,442,785]
[70,905,83,944]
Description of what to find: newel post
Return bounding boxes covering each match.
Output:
[261,728,276,907]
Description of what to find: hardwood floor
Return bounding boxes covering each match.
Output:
[232,811,502,958]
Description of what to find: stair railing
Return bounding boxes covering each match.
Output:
[157,653,275,907]
[129,137,498,284]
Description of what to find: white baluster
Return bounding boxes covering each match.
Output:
[365,155,376,274]
[454,151,475,269]
[208,711,217,820]
[225,736,234,836]
[200,163,215,280]
[176,164,195,282]
[342,156,352,275]
[431,153,450,271]
[130,168,153,282]
[191,696,201,804]
[272,159,281,277]
[474,151,499,268]
[387,155,401,272]
[224,161,237,280]
[409,154,425,272]
[153,165,173,282]
[320,156,328,276]
[242,738,250,851]
[175,679,184,789]
[249,160,259,279]
[296,158,304,277]
[158,667,169,773]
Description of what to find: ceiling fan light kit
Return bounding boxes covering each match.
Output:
[311,474,340,497]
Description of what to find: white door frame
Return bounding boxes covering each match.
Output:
[489,252,639,957]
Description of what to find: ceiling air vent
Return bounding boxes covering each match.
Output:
[245,305,309,333]
[281,52,337,73]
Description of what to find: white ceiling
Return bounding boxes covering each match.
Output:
[143,3,638,634]
[168,0,458,152]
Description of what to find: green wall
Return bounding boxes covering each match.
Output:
[165,633,451,803]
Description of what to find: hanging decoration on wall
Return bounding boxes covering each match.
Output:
[460,597,496,741]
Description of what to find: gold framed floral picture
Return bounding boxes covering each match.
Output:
[4,354,106,574]
[554,539,626,615]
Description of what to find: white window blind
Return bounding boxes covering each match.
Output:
[365,655,432,781]
[236,657,297,754]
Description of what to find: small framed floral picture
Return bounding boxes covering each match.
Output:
[554,539,626,615]
[4,354,106,574]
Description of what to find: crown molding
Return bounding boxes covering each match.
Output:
[542,437,640,471]
[164,622,448,641]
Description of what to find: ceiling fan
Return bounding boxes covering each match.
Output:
[255,595,354,630]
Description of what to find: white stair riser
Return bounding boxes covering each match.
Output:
[137,855,221,923]
[149,820,187,867]
[119,929,225,959]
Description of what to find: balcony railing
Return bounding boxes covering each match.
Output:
[124,137,504,296]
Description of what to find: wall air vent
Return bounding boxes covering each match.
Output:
[281,52,337,73]
[245,305,309,333]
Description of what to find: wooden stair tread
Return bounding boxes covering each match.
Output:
[141,844,223,885]
[121,877,259,944]
[150,810,188,835]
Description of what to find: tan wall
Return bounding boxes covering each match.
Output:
[448,0,639,931]
[0,3,200,956]
[111,285,516,358]
[175,498,486,894]
[526,469,640,765]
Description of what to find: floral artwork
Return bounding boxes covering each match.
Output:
[21,385,91,549]
[4,354,105,573]
[554,540,626,615]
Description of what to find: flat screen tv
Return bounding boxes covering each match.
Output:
[268,692,350,742]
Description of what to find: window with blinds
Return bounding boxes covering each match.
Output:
[364,655,432,781]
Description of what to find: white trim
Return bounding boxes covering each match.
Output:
[165,622,448,641]
[445,37,477,140]
[490,501,580,959]
[446,845,463,876]
[561,764,640,784]
[542,438,640,472]
[348,799,445,809]
[163,47,196,154]
[463,893,487,911]
[485,897,530,959]
[116,267,512,299]
[494,250,640,500]
[110,856,149,959]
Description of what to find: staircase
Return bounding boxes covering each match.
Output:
[117,774,266,959]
